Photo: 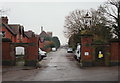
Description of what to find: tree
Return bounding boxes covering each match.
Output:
[102,0,120,39]
[68,33,81,50]
[64,9,87,38]
[90,7,113,42]
[64,8,112,47]
[44,41,55,49]
[52,37,60,49]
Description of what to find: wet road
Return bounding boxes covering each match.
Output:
[2,48,119,81]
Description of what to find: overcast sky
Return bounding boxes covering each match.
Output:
[0,0,107,45]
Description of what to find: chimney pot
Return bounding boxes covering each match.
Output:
[41,26,43,32]
[1,16,8,24]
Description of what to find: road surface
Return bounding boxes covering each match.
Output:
[2,48,119,81]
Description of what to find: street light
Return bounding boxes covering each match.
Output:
[84,12,92,30]
[80,12,92,68]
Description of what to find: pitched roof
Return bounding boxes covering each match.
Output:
[9,24,29,38]
[8,24,20,34]
[39,31,49,37]
[24,31,35,38]
[24,32,29,38]
[2,23,16,36]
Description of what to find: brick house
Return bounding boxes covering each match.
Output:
[1,17,16,42]
[1,16,39,66]
[9,24,29,43]
[0,17,29,43]
[39,30,53,52]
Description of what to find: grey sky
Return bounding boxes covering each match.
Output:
[0,1,107,45]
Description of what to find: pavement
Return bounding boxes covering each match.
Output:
[2,48,119,81]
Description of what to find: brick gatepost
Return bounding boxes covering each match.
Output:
[2,38,15,66]
[25,37,39,66]
[80,34,93,67]
[110,39,120,66]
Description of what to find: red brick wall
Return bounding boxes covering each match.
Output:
[81,36,93,61]
[39,42,44,49]
[1,26,16,42]
[15,34,20,43]
[15,34,24,43]
[22,36,29,43]
[2,42,12,60]
[26,46,38,60]
[110,42,119,61]
[26,37,39,60]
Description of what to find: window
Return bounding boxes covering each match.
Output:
[1,31,6,37]
[15,47,25,55]
[0,32,2,36]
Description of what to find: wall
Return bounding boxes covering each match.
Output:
[39,42,44,49]
[25,37,39,66]
[22,36,29,43]
[1,26,16,42]
[81,36,93,61]
[2,42,11,60]
[81,35,93,67]
[110,41,120,65]
[2,41,15,65]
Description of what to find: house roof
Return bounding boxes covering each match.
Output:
[1,17,31,39]
[9,24,29,38]
[8,24,21,34]
[25,31,35,38]
[24,32,29,38]
[2,23,16,36]
[35,34,40,38]
[39,31,50,37]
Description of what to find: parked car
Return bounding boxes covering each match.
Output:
[52,47,57,52]
[74,44,81,62]
[67,48,73,53]
[38,53,42,61]
[39,48,47,59]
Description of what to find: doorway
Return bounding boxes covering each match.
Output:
[15,46,25,66]
[95,46,105,66]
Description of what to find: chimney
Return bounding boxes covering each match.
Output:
[47,32,52,37]
[41,26,43,32]
[1,16,8,24]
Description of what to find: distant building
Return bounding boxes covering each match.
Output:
[39,29,53,52]
[47,32,52,37]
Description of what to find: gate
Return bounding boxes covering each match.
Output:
[92,44,110,66]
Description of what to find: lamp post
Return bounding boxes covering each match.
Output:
[84,12,92,30]
[80,12,92,68]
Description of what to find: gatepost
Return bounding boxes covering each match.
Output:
[80,34,93,67]
[110,39,120,66]
[2,38,15,66]
[25,37,39,66]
